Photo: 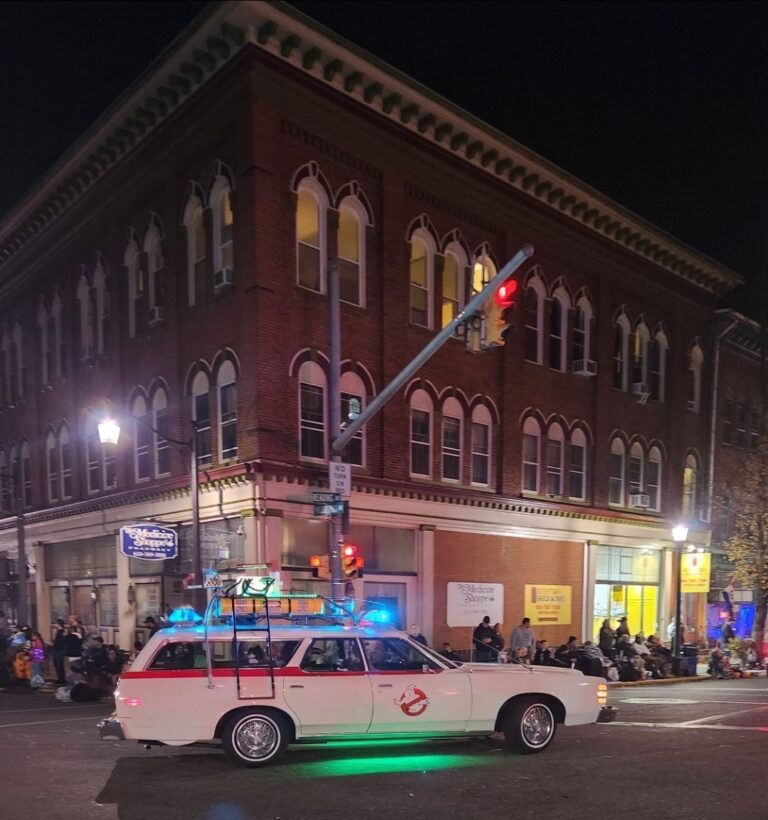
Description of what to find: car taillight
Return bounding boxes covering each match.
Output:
[597,683,607,705]
[124,697,143,707]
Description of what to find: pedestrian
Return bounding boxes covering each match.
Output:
[615,616,630,640]
[52,618,68,685]
[472,616,496,662]
[555,635,579,666]
[598,619,616,658]
[509,617,536,659]
[721,618,735,647]
[65,615,85,676]
[408,624,428,646]
[144,616,161,638]
[492,623,505,652]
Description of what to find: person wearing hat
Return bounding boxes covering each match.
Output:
[144,616,161,638]
[616,617,630,641]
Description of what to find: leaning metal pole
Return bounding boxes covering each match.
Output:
[674,544,683,666]
[190,419,204,611]
[328,259,345,605]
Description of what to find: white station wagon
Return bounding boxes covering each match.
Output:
[99,621,614,766]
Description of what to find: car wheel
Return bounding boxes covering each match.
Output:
[502,697,557,754]
[222,709,290,767]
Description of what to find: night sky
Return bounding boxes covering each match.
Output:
[2,1,767,308]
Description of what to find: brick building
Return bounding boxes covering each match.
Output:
[0,2,744,651]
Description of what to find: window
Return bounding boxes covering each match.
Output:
[473,251,497,342]
[736,404,747,449]
[687,343,703,413]
[609,438,625,506]
[125,238,141,339]
[145,223,164,313]
[340,371,366,467]
[217,361,238,462]
[471,405,492,486]
[572,298,592,366]
[93,260,108,356]
[647,446,662,511]
[409,233,434,328]
[85,417,115,494]
[722,399,734,445]
[441,397,463,482]
[613,316,630,390]
[296,187,324,292]
[569,429,586,501]
[441,246,465,329]
[301,638,364,672]
[46,431,58,502]
[549,291,569,371]
[192,371,212,467]
[20,440,32,508]
[650,332,667,402]
[184,194,206,306]
[153,389,171,476]
[132,396,151,481]
[337,198,366,306]
[409,389,432,477]
[632,324,649,389]
[211,174,234,278]
[522,417,541,493]
[682,454,698,519]
[628,442,644,497]
[546,424,564,495]
[298,362,326,461]
[523,281,543,364]
[362,637,440,672]
[60,426,73,499]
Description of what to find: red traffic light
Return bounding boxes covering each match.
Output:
[342,543,358,558]
[493,278,518,309]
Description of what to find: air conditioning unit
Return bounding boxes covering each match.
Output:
[687,399,697,412]
[148,305,164,325]
[633,382,650,404]
[629,493,650,509]
[214,268,234,291]
[572,359,597,376]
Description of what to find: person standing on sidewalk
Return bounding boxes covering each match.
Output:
[52,618,67,685]
[64,616,85,677]
[509,617,536,661]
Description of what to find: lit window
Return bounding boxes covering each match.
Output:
[192,371,212,467]
[522,417,541,492]
[687,343,703,413]
[297,189,323,292]
[609,438,625,506]
[569,429,586,501]
[298,362,326,461]
[145,223,164,315]
[471,405,492,486]
[628,442,644,497]
[217,362,238,462]
[409,389,432,477]
[409,234,433,328]
[337,200,365,306]
[632,325,650,390]
[682,454,698,519]
[441,246,465,329]
[210,173,234,281]
[647,446,662,511]
[472,251,497,343]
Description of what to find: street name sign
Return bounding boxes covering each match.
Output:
[312,491,344,516]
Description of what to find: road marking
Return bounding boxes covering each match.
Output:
[620,698,699,705]
[615,698,768,706]
[608,721,768,732]
[679,705,768,726]
[0,715,101,729]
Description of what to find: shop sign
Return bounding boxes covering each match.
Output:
[446,582,504,626]
[120,523,178,560]
[524,584,572,626]
[681,552,711,593]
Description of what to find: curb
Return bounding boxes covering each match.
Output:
[610,675,710,688]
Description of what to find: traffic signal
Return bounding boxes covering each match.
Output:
[484,277,519,347]
[310,554,331,580]
[342,543,365,578]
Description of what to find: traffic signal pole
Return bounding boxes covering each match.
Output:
[327,243,534,607]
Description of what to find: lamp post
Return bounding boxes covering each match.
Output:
[98,415,203,601]
[0,465,28,627]
[672,524,689,670]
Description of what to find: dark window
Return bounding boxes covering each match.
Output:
[300,383,325,460]
[471,422,490,485]
[649,339,662,401]
[135,414,151,481]
[524,287,539,363]
[410,409,430,476]
[442,416,461,481]
[195,392,212,465]
[613,325,625,389]
[722,400,733,445]
[549,298,563,370]
[301,638,364,672]
[220,382,238,460]
[569,443,585,500]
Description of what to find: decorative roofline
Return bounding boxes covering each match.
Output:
[0,1,743,296]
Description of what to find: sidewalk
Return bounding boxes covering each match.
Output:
[609,664,767,687]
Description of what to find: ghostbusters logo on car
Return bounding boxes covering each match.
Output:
[394,684,430,717]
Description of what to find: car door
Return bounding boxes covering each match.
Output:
[282,638,373,735]
[363,637,472,733]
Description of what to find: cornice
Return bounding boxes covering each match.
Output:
[0,0,743,297]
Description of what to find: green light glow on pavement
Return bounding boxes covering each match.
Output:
[299,737,442,751]
[293,752,496,778]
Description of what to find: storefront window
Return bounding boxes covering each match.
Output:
[50,586,69,622]
[135,582,162,625]
[71,585,96,626]
[45,537,117,580]
[99,584,118,626]
[593,546,660,640]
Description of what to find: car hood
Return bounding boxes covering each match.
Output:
[461,663,582,677]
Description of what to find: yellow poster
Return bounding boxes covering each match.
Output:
[681,552,711,593]
[524,584,572,625]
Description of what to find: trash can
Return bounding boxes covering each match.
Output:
[681,644,698,676]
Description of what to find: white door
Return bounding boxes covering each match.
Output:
[363,637,472,733]
[283,638,373,735]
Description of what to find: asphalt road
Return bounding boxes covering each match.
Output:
[3,679,767,820]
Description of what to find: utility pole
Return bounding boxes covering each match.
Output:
[328,259,345,605]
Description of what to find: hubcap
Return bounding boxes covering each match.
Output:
[521,704,553,747]
[235,717,278,760]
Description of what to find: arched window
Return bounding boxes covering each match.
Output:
[572,297,593,369]
[0,448,9,513]
[647,446,662,511]
[410,388,432,477]
[77,272,94,360]
[650,331,668,402]
[473,251,497,345]
[632,324,650,391]
[298,362,326,461]
[296,183,326,293]
[524,278,545,364]
[682,454,699,518]
[546,423,565,496]
[613,315,630,391]
[522,417,541,493]
[442,243,466,329]
[85,416,115,493]
[210,174,234,283]
[569,428,587,501]
[441,396,463,482]
[687,343,703,413]
[132,395,151,482]
[144,223,164,317]
[471,405,492,486]
[125,238,141,339]
[338,197,367,306]
[609,438,626,505]
[217,362,238,462]
[20,440,32,508]
[45,431,58,503]
[549,290,570,371]
[340,371,366,467]
[153,388,170,475]
[93,260,108,355]
[409,231,435,328]
[628,441,644,500]
[59,425,73,499]
[38,300,52,385]
[192,371,212,467]
[183,194,206,306]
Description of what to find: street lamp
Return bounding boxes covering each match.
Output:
[672,524,689,670]
[0,464,28,627]
[98,414,203,599]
